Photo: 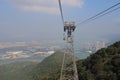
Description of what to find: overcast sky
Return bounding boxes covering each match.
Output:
[0,0,120,42]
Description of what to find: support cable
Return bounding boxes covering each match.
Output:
[58,0,65,25]
[77,2,120,26]
[91,6,120,21]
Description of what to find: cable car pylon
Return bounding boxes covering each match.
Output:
[60,21,79,80]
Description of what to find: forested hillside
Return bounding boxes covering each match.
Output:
[77,41,120,80]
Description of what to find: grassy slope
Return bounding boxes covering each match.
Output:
[0,51,65,80]
[32,51,64,80]
[0,61,38,80]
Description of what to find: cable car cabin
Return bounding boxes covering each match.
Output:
[64,22,76,37]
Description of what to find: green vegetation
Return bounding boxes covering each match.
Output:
[77,41,120,80]
[0,61,38,80]
[0,51,65,80]
[0,41,120,80]
[32,51,64,80]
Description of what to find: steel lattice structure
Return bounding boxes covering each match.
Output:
[60,22,79,80]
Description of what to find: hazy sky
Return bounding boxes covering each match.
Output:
[0,0,120,42]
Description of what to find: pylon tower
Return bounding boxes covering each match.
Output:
[60,22,79,80]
